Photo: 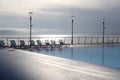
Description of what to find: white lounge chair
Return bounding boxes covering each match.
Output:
[59,39,64,45]
[50,40,56,47]
[45,40,51,47]
[36,40,42,47]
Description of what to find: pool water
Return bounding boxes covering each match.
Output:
[32,45,120,68]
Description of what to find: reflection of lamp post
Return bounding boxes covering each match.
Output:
[71,16,74,45]
[29,12,33,49]
[102,45,105,65]
[102,18,105,44]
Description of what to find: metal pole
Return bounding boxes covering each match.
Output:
[30,16,32,44]
[29,12,33,49]
[7,38,8,47]
[102,18,105,44]
[71,16,74,45]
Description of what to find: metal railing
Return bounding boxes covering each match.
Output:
[0,37,120,47]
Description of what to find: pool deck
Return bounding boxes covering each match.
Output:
[0,48,120,80]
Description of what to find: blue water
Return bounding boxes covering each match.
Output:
[32,45,120,68]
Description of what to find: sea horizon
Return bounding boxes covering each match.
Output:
[0,34,120,38]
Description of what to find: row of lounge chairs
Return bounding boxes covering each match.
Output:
[0,39,64,48]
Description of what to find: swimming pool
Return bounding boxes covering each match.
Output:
[31,45,120,68]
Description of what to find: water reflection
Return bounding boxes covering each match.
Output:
[57,48,64,53]
[34,45,120,68]
[102,45,104,65]
[71,47,73,59]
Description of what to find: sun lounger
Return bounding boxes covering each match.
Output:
[45,40,50,47]
[37,40,50,48]
[59,39,64,45]
[20,40,25,46]
[10,40,17,48]
[20,40,27,48]
[36,40,42,47]
[50,40,56,47]
[0,40,5,48]
[30,40,36,48]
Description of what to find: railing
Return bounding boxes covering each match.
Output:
[0,37,120,46]
[64,37,120,45]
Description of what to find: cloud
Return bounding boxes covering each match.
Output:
[1,0,120,15]
[0,28,28,36]
[0,28,27,31]
[0,30,20,35]
[32,28,66,35]
[0,0,120,36]
[0,28,65,36]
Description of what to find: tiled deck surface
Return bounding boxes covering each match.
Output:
[0,48,120,80]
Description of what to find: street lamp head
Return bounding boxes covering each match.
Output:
[29,12,33,16]
[71,16,74,18]
[102,18,105,22]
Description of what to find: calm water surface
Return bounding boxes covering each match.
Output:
[32,45,120,68]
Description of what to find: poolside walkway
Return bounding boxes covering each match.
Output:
[0,48,120,80]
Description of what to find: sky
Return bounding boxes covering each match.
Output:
[0,0,120,36]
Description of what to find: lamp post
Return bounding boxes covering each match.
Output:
[29,12,33,49]
[102,18,105,44]
[71,16,74,45]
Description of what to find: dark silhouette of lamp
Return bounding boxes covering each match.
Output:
[29,12,33,49]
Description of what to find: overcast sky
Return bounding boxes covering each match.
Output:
[0,0,120,36]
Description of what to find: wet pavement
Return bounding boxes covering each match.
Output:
[0,48,120,80]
